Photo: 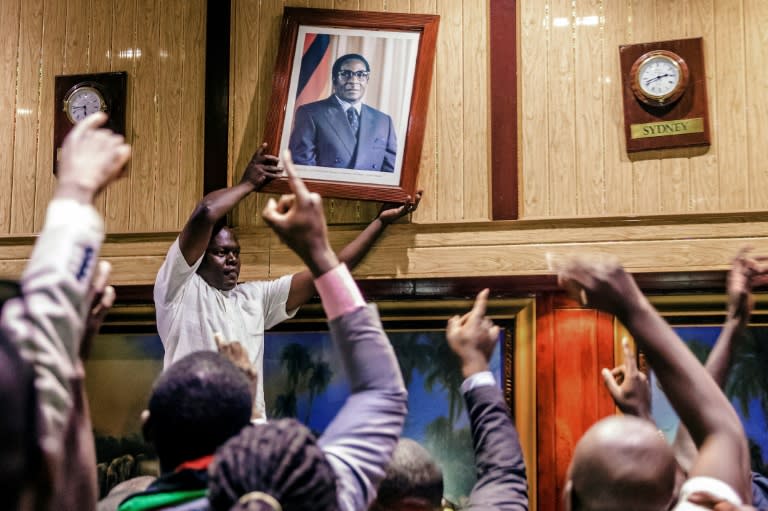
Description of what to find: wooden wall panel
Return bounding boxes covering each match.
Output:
[89,0,115,216]
[601,0,633,215]
[10,0,43,234]
[152,0,185,232]
[687,0,718,212]
[547,0,577,217]
[520,0,768,219]
[714,0,747,211]
[462,0,489,220]
[575,0,605,216]
[434,1,464,221]
[177,0,207,228]
[104,0,138,232]
[0,0,21,234]
[32,0,66,231]
[0,0,206,236]
[129,0,160,230]
[519,0,549,217]
[744,0,768,209]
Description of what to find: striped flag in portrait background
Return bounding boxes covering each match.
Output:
[295,33,331,112]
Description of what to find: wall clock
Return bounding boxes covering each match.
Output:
[630,50,689,107]
[53,71,127,173]
[619,38,709,153]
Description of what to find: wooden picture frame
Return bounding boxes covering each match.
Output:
[261,7,439,203]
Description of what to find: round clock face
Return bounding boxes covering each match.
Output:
[64,85,106,124]
[630,50,689,106]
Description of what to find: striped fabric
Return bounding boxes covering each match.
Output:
[295,33,331,112]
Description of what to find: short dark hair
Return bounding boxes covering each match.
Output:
[144,351,252,473]
[374,438,443,509]
[208,419,338,511]
[331,53,370,81]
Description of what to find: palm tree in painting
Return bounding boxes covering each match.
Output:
[727,328,768,418]
[305,359,332,423]
[423,335,465,426]
[388,332,432,388]
[273,391,298,418]
[424,417,475,502]
[281,342,312,388]
[274,342,335,422]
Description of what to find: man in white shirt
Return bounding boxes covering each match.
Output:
[154,145,420,419]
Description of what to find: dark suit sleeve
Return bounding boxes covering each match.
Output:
[464,384,529,511]
[319,304,408,511]
[288,105,317,166]
[382,115,397,172]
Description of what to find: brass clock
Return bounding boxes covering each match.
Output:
[53,72,127,173]
[629,50,689,107]
[63,85,107,124]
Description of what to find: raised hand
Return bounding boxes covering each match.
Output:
[241,142,283,191]
[724,246,768,327]
[601,337,651,420]
[81,260,116,359]
[446,289,500,378]
[261,150,339,277]
[377,190,423,225]
[553,253,644,320]
[214,333,258,403]
[57,111,131,203]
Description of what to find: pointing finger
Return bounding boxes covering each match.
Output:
[281,149,310,200]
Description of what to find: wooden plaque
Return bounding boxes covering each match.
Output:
[619,37,710,153]
[53,71,127,173]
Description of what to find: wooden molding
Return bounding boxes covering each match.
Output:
[490,0,519,220]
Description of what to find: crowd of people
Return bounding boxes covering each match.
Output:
[0,115,765,511]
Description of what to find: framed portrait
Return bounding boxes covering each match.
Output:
[261,8,439,203]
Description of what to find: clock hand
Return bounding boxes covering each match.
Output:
[644,73,671,86]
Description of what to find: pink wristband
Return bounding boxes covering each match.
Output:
[314,263,366,320]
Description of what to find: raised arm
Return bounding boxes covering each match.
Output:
[447,289,528,510]
[284,190,422,311]
[0,112,130,508]
[262,152,407,511]
[673,248,762,474]
[557,255,752,502]
[177,143,282,265]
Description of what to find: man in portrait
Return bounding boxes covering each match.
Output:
[289,53,397,172]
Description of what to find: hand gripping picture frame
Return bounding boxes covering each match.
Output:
[260,7,439,203]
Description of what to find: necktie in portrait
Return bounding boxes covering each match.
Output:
[347,108,359,137]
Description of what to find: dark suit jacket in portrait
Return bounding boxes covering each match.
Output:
[288,96,397,172]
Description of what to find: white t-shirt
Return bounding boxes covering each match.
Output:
[154,238,296,418]
[674,476,743,510]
